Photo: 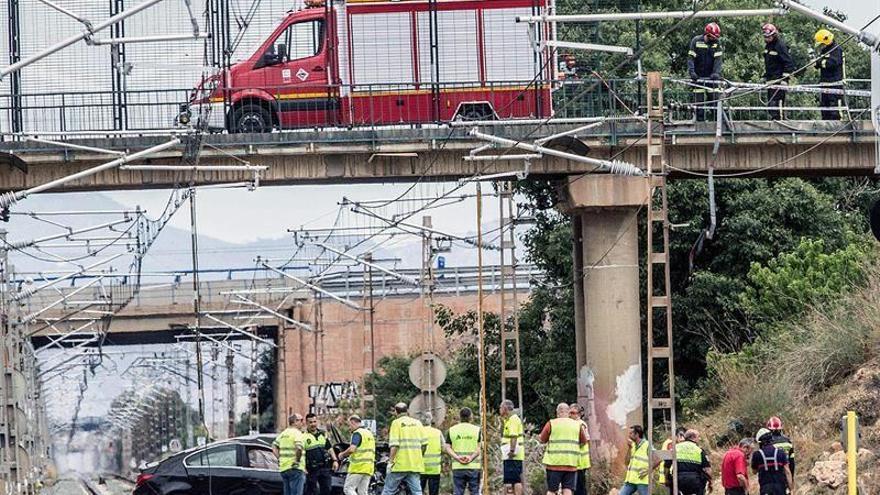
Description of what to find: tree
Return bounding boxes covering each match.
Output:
[550,0,871,122]
[741,237,871,325]
[364,355,420,428]
[236,347,277,435]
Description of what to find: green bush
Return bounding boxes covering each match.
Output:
[741,238,871,325]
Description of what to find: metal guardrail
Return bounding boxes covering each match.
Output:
[0,78,870,138]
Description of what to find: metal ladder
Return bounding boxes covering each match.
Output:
[498,183,524,410]
[645,72,678,495]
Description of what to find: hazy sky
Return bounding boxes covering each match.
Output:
[96,0,877,248]
[807,0,878,29]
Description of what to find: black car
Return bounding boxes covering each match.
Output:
[133,432,402,495]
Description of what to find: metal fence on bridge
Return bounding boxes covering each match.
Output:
[0,78,871,138]
[0,0,872,137]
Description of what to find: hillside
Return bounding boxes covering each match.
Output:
[692,262,880,495]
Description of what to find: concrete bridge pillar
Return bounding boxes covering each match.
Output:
[565,174,649,466]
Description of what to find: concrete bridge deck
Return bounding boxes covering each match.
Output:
[0,120,875,192]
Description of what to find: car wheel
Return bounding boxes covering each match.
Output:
[231,103,273,133]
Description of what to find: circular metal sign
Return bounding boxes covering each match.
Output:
[408,353,446,391]
[409,392,447,424]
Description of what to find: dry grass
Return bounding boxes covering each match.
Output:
[699,265,880,492]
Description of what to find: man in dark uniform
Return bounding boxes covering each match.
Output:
[752,428,794,495]
[303,413,339,495]
[687,23,723,121]
[765,417,795,476]
[762,23,796,120]
[667,429,712,495]
[813,29,846,120]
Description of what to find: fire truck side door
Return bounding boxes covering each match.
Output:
[260,17,332,127]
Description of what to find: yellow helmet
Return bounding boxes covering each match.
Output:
[814,29,834,46]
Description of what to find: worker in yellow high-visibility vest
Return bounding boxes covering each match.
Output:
[382,402,427,495]
[338,415,376,495]
[446,407,482,495]
[618,425,650,495]
[273,413,306,495]
[538,403,588,495]
[500,399,525,495]
[420,413,444,495]
[568,403,591,495]
[657,427,686,492]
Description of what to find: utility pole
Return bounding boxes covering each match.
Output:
[420,216,437,417]
[0,228,15,493]
[185,357,194,447]
[249,339,259,435]
[498,183,524,413]
[189,187,208,440]
[421,216,436,352]
[226,346,235,438]
[362,252,376,420]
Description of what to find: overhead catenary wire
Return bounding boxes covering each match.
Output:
[667,107,872,178]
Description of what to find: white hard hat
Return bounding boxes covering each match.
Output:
[755,428,771,442]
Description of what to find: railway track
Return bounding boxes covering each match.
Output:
[78,477,101,495]
[78,474,134,495]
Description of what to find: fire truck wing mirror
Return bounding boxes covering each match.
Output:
[277,44,288,62]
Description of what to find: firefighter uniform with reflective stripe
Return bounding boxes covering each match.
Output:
[687,35,723,80]
[388,415,426,473]
[625,439,650,486]
[751,444,790,495]
[348,428,376,476]
[687,34,723,121]
[769,433,795,475]
[674,441,710,495]
[816,41,846,120]
[275,427,306,472]
[763,36,795,120]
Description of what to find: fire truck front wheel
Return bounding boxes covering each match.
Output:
[229,103,275,133]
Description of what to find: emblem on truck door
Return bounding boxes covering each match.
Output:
[296,68,309,81]
[282,68,291,82]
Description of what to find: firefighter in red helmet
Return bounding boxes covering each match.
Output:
[762,23,795,120]
[766,416,795,476]
[687,23,723,121]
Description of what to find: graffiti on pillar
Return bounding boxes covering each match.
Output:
[308,381,360,415]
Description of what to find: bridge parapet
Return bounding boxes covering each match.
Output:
[0,118,875,192]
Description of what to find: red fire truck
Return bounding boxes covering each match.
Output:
[187,0,553,132]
